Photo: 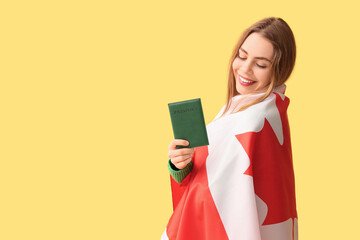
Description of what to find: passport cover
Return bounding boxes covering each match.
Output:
[168,98,209,149]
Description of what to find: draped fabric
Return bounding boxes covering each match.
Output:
[162,85,298,240]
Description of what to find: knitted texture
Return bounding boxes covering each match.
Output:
[168,159,193,184]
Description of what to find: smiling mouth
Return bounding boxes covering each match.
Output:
[238,75,256,86]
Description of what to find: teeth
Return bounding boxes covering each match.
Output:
[240,76,254,83]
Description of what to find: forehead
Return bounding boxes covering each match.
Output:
[240,32,274,59]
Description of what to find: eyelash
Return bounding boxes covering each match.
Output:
[237,54,266,69]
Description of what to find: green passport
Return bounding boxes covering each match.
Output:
[168,98,209,149]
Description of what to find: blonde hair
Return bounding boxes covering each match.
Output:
[218,17,296,119]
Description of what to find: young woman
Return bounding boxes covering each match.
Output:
[162,17,298,240]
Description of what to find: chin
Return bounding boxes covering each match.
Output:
[236,85,253,95]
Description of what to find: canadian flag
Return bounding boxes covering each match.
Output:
[162,87,298,240]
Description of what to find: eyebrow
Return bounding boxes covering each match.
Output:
[239,48,272,63]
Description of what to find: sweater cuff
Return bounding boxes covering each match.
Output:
[168,159,193,184]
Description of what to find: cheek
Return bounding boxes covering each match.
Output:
[232,59,240,71]
[257,70,272,84]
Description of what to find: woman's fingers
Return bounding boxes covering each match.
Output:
[168,139,189,150]
[167,139,195,169]
[171,154,193,164]
[172,157,192,170]
[168,147,194,159]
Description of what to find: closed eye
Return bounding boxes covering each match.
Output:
[256,64,266,69]
[238,53,267,69]
[237,52,246,60]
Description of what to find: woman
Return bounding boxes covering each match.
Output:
[162,17,298,240]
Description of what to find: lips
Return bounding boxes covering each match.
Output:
[238,74,255,86]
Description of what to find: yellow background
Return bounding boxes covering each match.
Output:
[1,0,359,239]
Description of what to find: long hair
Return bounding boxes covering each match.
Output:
[218,17,296,119]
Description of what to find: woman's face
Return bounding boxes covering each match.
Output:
[232,32,274,95]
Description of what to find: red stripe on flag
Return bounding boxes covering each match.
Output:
[166,146,229,240]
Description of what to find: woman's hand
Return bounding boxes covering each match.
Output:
[168,139,195,170]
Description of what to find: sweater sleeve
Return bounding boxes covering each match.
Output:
[168,159,193,184]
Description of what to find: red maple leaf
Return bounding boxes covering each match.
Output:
[235,93,297,225]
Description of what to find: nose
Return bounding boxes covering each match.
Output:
[240,59,253,74]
